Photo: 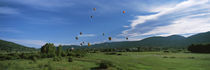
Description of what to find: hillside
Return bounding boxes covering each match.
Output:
[187,32,210,44]
[0,39,36,52]
[62,31,210,49]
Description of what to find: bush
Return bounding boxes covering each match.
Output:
[32,56,37,62]
[8,53,20,59]
[0,54,14,60]
[67,52,75,56]
[61,52,67,57]
[163,50,170,53]
[163,56,168,58]
[41,54,48,58]
[99,60,114,69]
[53,57,62,61]
[68,57,73,62]
[188,57,195,59]
[19,53,29,59]
[105,52,117,55]
[117,53,122,56]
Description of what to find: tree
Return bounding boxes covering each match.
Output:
[188,44,210,53]
[56,45,62,57]
[41,43,56,57]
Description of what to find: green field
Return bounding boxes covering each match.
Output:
[0,52,210,70]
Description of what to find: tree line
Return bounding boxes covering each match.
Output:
[188,43,210,53]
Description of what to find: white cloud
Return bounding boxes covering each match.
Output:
[0,7,19,14]
[122,0,210,37]
[123,25,130,28]
[0,27,22,33]
[7,0,74,10]
[143,14,210,36]
[78,34,96,37]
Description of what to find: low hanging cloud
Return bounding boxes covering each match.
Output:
[122,0,210,38]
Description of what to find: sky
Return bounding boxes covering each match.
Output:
[0,0,210,48]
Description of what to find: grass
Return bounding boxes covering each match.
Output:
[0,52,210,70]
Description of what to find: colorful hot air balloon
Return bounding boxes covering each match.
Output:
[108,37,112,41]
[80,32,82,35]
[88,42,91,46]
[75,36,78,40]
[123,10,125,14]
[93,8,96,11]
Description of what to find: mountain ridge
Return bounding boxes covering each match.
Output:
[63,31,210,49]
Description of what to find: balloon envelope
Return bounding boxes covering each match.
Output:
[108,37,112,41]
[123,11,125,14]
[88,43,91,46]
[93,8,96,11]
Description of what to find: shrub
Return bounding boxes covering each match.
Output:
[163,56,168,58]
[61,52,67,57]
[31,56,37,62]
[67,52,75,56]
[41,54,48,58]
[163,50,170,53]
[188,57,195,59]
[117,53,122,55]
[8,53,20,59]
[99,60,114,69]
[19,53,29,59]
[53,57,62,61]
[28,61,33,64]
[105,52,117,55]
[68,57,73,62]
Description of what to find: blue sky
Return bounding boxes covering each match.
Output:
[0,0,210,48]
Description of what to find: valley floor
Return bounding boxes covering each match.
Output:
[0,52,210,70]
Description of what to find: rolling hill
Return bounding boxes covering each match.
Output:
[0,39,36,52]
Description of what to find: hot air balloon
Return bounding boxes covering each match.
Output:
[108,37,112,41]
[126,37,128,40]
[102,33,105,36]
[80,32,82,35]
[93,8,96,11]
[90,16,93,18]
[75,36,78,40]
[71,47,74,50]
[123,10,126,14]
[88,42,91,46]
[80,43,83,46]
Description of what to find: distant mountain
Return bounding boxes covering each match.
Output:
[0,39,36,52]
[63,31,210,49]
[187,32,210,44]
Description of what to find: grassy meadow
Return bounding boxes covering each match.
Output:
[0,52,210,70]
